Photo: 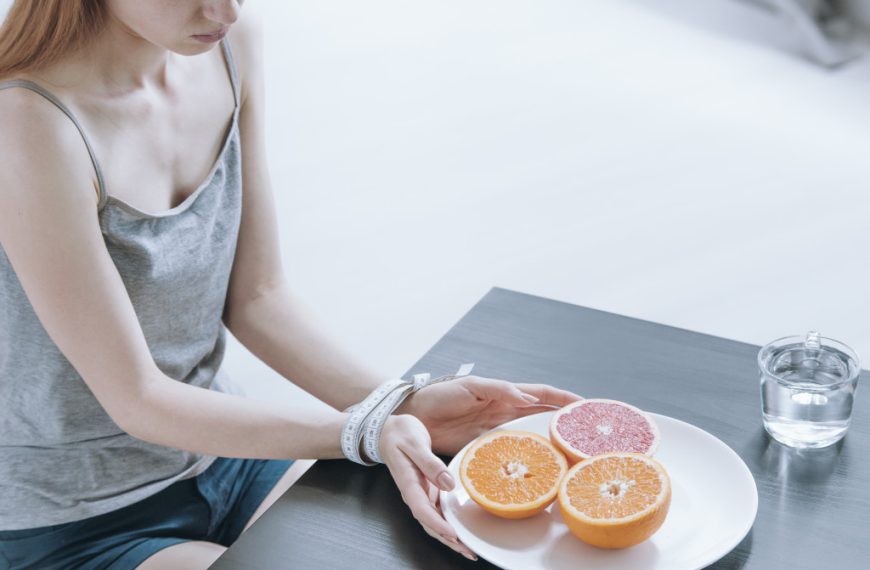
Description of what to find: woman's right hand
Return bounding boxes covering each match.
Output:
[379,414,478,562]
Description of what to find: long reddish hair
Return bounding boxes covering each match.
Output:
[0,0,106,79]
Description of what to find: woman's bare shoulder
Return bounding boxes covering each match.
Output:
[0,82,65,127]
[227,9,265,103]
[0,86,97,207]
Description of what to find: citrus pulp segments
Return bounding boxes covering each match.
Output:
[549,399,660,463]
[557,452,671,549]
[459,430,568,519]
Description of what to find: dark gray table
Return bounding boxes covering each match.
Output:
[212,287,869,569]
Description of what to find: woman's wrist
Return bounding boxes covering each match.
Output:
[338,364,475,465]
[393,390,420,417]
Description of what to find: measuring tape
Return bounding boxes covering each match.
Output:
[341,363,475,466]
[363,382,415,463]
[341,378,407,466]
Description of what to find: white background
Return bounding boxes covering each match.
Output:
[237,0,869,408]
[3,1,868,409]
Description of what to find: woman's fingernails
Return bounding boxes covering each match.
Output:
[462,551,478,561]
[437,471,456,491]
[521,393,539,403]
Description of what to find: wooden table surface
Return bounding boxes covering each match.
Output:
[212,287,869,569]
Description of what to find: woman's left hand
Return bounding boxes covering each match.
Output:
[395,375,582,455]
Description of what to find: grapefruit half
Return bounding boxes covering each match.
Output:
[549,399,659,464]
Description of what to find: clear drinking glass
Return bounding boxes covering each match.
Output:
[758,331,860,449]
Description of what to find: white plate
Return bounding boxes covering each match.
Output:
[441,412,758,570]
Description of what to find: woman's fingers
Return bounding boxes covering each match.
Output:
[381,415,454,491]
[420,522,478,561]
[428,477,442,505]
[463,376,541,407]
[512,382,582,407]
[462,376,582,409]
[386,450,453,537]
[385,447,477,559]
[406,441,455,492]
[510,403,569,419]
[419,468,478,560]
[380,418,456,540]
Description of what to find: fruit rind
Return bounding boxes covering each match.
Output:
[549,399,660,464]
[459,429,568,519]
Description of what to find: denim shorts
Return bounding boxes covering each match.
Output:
[0,457,294,570]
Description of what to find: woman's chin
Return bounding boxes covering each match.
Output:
[173,41,221,56]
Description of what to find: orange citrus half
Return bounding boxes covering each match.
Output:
[459,430,569,519]
[558,452,671,549]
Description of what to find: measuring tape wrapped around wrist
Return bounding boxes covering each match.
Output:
[340,363,475,466]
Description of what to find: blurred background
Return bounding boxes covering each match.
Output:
[3,0,868,410]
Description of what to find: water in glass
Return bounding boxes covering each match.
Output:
[759,331,860,449]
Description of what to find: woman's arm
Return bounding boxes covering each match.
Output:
[0,87,348,461]
[222,16,384,411]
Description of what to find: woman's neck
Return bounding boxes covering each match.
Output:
[86,19,173,93]
[34,17,176,96]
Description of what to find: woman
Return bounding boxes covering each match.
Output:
[0,1,580,568]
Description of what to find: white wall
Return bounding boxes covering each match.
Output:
[228,0,869,406]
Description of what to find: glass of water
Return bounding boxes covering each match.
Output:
[758,331,860,449]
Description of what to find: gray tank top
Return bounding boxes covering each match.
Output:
[0,40,243,530]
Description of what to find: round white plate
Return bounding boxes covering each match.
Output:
[441,412,758,570]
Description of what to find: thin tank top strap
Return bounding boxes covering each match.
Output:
[220,39,241,111]
[0,79,108,209]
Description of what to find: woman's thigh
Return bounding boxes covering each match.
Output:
[136,460,314,570]
[137,459,313,568]
[241,459,316,533]
[136,541,226,570]
[0,458,299,569]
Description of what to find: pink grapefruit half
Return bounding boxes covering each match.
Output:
[549,399,660,464]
